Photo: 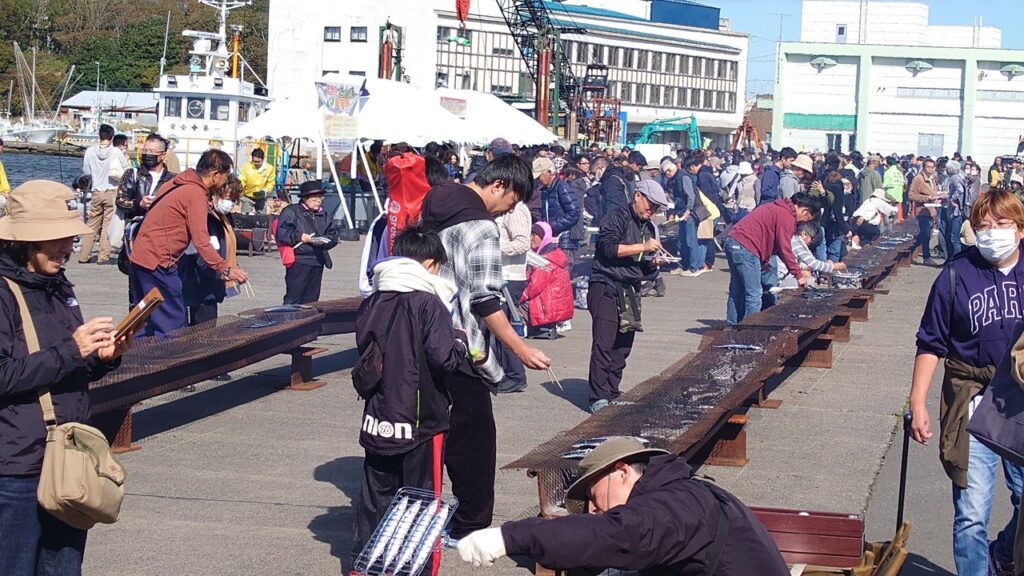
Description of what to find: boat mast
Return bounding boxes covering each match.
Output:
[30,47,36,121]
[159,10,171,78]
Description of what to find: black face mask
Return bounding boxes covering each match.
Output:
[140,154,161,170]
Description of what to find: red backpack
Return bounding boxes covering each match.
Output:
[384,154,430,255]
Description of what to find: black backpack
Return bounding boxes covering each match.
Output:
[351,302,401,399]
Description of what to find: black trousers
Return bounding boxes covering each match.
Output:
[587,281,636,404]
[283,263,324,305]
[187,302,218,327]
[444,361,496,538]
[351,434,444,574]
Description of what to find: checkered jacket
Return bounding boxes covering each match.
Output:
[437,219,506,385]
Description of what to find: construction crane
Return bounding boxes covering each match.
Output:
[493,0,617,140]
[635,115,702,150]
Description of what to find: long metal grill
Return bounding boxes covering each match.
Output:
[89,307,324,413]
[506,226,918,515]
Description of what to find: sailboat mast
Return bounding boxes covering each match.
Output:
[159,11,171,78]
[30,47,35,121]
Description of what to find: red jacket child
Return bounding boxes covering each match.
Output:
[520,222,574,327]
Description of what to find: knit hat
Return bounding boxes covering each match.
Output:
[487,137,512,157]
[0,180,92,241]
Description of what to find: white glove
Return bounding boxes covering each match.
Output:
[457,527,507,567]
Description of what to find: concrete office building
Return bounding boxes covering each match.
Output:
[772,0,1024,161]
[266,0,749,144]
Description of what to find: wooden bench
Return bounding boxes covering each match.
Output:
[750,507,910,576]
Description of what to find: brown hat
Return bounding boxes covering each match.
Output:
[564,437,667,514]
[0,181,92,241]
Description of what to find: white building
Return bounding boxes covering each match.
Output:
[266,0,749,145]
[773,0,1024,162]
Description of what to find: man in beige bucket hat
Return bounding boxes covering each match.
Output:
[457,437,787,574]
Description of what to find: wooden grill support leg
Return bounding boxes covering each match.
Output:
[750,384,782,409]
[698,414,749,468]
[287,346,328,391]
[844,296,871,322]
[787,334,834,369]
[828,314,852,343]
[93,406,142,454]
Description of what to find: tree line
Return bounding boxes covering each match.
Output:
[0,0,268,116]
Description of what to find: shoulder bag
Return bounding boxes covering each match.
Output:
[4,277,126,530]
[967,322,1024,466]
[351,301,403,399]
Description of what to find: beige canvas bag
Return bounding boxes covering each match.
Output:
[4,277,125,530]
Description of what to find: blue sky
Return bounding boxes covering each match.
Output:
[711,0,1024,97]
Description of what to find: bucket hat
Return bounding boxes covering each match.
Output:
[532,157,555,179]
[791,154,814,174]
[0,180,92,241]
[564,437,668,513]
[738,161,754,176]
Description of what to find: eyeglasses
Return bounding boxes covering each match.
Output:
[975,220,1018,232]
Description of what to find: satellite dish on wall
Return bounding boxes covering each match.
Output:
[905,60,933,76]
[810,56,838,73]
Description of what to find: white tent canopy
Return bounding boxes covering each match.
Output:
[235,96,321,142]
[435,88,558,146]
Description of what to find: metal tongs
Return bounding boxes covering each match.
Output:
[645,247,680,263]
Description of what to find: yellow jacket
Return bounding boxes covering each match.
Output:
[239,161,275,199]
[0,160,9,195]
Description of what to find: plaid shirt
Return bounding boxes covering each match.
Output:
[437,219,506,385]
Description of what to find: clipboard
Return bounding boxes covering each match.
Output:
[114,287,164,340]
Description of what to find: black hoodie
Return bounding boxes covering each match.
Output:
[0,254,119,476]
[502,454,789,575]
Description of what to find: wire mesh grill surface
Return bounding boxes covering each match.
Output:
[353,488,457,576]
[505,226,917,515]
[89,307,324,413]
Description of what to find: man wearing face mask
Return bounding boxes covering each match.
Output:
[910,190,1024,575]
[274,180,339,304]
[115,133,175,220]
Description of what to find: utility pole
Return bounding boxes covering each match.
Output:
[770,13,791,84]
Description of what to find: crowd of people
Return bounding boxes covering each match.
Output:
[4,118,1024,575]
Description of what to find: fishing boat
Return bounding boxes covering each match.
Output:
[154,0,270,169]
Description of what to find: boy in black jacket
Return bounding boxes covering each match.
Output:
[350,227,467,576]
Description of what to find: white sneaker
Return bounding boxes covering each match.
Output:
[556,321,572,333]
[694,268,712,277]
[671,269,697,277]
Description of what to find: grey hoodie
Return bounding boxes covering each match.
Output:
[82,143,127,192]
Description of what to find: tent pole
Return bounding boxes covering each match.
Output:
[321,132,354,229]
[358,142,383,213]
[316,137,323,179]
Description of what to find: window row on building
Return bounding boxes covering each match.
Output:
[563,40,739,81]
[608,81,735,112]
[324,26,368,43]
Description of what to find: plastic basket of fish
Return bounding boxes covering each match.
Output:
[353,488,458,576]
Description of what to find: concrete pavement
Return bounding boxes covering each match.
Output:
[63,241,986,575]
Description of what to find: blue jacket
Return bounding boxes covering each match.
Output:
[532,178,581,249]
[760,164,783,204]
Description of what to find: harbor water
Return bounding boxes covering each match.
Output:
[2,152,81,188]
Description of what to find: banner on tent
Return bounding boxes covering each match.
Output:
[315,80,366,115]
[440,97,467,119]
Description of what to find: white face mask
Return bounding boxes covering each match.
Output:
[976,227,1019,264]
[214,199,234,214]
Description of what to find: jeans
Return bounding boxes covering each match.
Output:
[946,214,964,258]
[725,237,776,324]
[952,405,1024,575]
[826,234,844,263]
[812,226,827,262]
[679,217,700,272]
[0,475,87,576]
[936,207,948,258]
[917,214,933,260]
[701,218,718,269]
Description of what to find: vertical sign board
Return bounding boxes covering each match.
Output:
[316,80,367,155]
[619,111,628,145]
